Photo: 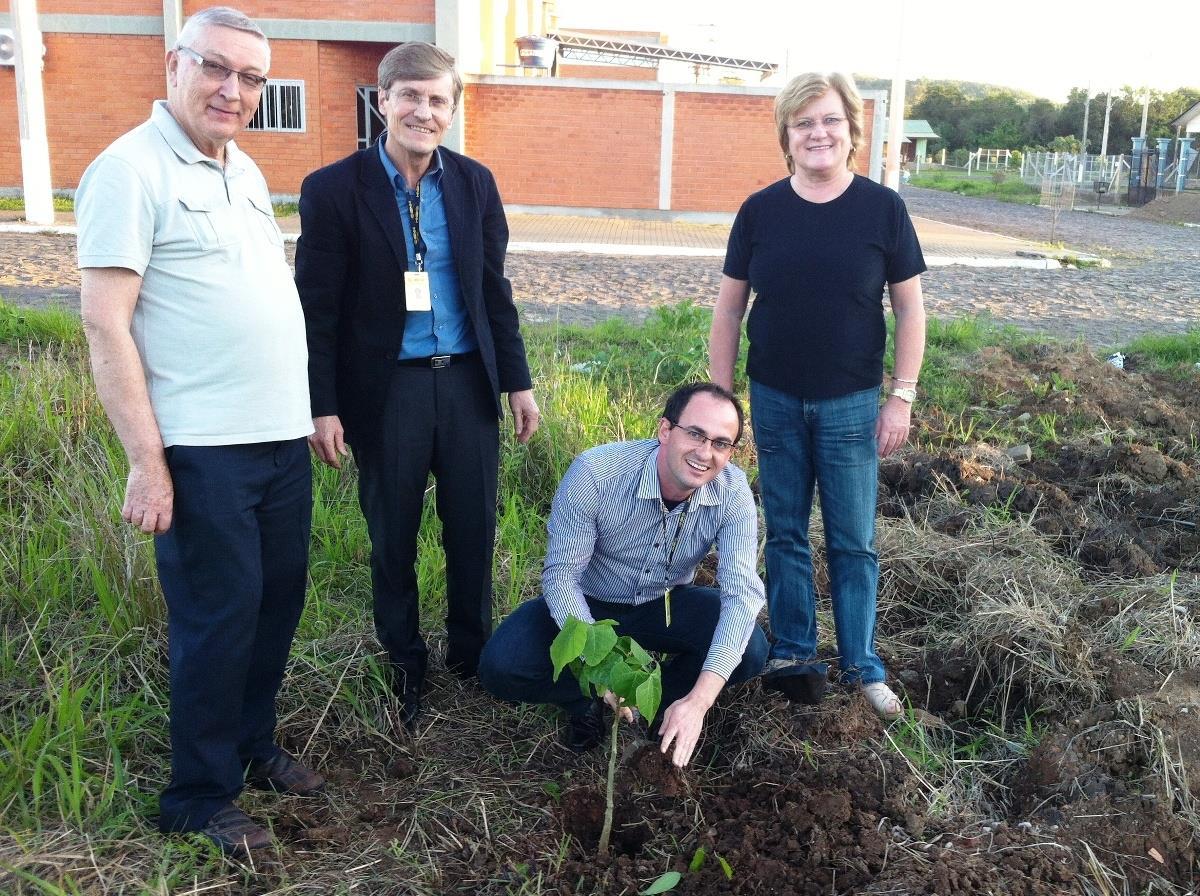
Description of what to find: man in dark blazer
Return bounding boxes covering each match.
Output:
[295,41,540,728]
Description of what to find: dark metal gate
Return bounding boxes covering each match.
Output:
[356,86,386,151]
[1126,146,1158,206]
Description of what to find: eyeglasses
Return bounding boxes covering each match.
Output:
[177,46,268,92]
[788,115,846,133]
[388,88,455,115]
[668,421,738,454]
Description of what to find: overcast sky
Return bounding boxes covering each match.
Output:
[555,0,1197,101]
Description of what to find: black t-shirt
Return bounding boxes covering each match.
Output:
[723,175,926,400]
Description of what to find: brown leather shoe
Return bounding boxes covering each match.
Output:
[200,804,272,855]
[245,750,326,795]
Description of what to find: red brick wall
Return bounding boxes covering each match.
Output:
[557,63,656,82]
[465,82,662,209]
[670,91,781,212]
[671,93,876,212]
[0,33,387,194]
[29,0,158,12]
[0,34,165,189]
[314,41,387,176]
[183,1,434,21]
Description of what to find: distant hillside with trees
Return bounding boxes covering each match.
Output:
[852,75,1199,155]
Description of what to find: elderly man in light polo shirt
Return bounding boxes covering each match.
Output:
[479,382,768,768]
[77,6,322,856]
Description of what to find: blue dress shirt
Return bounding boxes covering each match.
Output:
[378,138,477,359]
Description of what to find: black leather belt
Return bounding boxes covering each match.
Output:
[396,351,478,369]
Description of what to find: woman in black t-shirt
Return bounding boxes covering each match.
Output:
[709,72,927,721]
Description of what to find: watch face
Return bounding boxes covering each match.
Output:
[891,387,916,402]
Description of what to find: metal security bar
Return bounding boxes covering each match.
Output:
[248,80,305,132]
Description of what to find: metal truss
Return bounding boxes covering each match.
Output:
[549,31,778,78]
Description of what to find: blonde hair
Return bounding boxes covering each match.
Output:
[774,72,864,174]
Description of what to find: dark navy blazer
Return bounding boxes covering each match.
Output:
[295,144,532,446]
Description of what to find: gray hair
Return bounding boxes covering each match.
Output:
[176,6,267,49]
[774,72,864,174]
[378,42,463,105]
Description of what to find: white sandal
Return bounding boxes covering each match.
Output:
[862,682,904,720]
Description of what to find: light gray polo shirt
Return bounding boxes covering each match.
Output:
[77,101,312,447]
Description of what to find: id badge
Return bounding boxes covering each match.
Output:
[404,271,432,311]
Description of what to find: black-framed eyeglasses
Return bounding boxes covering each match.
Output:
[177,45,268,92]
[667,421,738,454]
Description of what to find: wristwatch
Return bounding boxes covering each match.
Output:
[889,386,917,403]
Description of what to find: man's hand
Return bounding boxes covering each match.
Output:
[875,396,912,458]
[657,692,710,768]
[602,689,634,724]
[508,390,540,445]
[657,671,725,767]
[309,415,348,468]
[124,458,174,534]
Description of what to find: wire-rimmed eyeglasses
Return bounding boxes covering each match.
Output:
[177,46,268,92]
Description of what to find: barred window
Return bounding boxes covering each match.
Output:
[248,80,305,132]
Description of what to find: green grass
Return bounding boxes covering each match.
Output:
[1,297,1196,892]
[909,170,1040,205]
[0,196,301,218]
[0,197,75,213]
[1124,329,1200,371]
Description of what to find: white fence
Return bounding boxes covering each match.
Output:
[1020,152,1129,203]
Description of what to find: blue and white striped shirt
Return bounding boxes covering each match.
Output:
[542,439,765,680]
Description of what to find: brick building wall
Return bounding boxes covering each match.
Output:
[181,0,434,20]
[464,78,878,214]
[670,90,780,213]
[464,81,663,209]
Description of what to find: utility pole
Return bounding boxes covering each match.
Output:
[1140,89,1150,138]
[1099,90,1114,158]
[883,0,908,190]
[12,0,54,225]
[1080,86,1092,154]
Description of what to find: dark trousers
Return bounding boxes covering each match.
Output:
[478,586,769,720]
[353,355,500,699]
[155,438,311,832]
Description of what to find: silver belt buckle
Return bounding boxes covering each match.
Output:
[430,354,452,369]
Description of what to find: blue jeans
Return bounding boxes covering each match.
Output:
[750,380,884,684]
[478,587,768,720]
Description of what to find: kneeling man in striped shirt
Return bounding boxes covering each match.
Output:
[479,382,767,767]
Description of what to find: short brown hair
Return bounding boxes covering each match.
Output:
[774,72,864,174]
[378,41,463,106]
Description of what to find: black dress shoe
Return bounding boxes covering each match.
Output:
[399,698,422,732]
[199,804,272,855]
[245,750,325,795]
[763,670,828,705]
[564,700,606,753]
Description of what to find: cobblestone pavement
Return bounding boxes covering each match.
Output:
[513,188,1199,345]
[2,187,1196,347]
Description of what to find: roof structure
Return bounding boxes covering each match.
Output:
[1170,100,1200,131]
[903,119,940,139]
[547,30,778,79]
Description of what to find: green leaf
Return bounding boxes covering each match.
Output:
[627,638,654,668]
[635,671,662,723]
[689,846,707,872]
[639,870,681,895]
[717,854,733,879]
[582,623,618,666]
[608,661,642,700]
[575,663,599,699]
[550,616,589,681]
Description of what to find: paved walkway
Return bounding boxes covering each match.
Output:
[3,190,1195,346]
[3,207,1065,268]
